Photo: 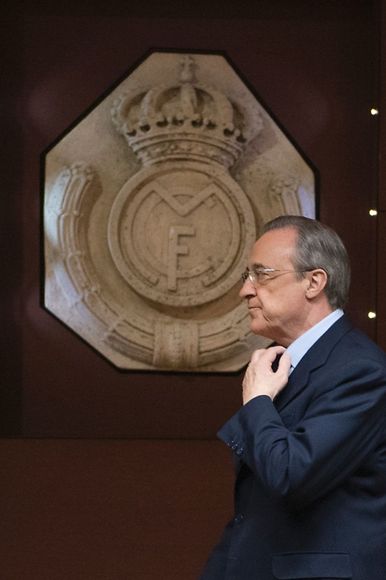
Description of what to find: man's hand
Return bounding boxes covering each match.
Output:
[242,346,291,405]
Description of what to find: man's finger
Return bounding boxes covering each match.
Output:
[263,345,287,363]
[277,351,292,374]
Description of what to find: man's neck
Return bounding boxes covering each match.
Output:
[279,303,334,347]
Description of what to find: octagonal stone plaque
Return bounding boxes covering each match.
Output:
[43,51,315,371]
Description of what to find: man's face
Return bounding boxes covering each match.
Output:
[240,227,311,346]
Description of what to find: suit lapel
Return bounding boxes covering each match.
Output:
[274,315,353,412]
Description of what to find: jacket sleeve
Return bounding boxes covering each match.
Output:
[217,357,386,509]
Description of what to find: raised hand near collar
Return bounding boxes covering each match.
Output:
[242,346,291,405]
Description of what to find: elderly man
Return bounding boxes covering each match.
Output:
[201,215,386,580]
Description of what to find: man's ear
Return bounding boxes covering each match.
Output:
[305,269,328,299]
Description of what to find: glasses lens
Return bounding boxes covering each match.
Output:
[241,270,252,283]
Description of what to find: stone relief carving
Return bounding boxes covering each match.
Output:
[44,52,315,371]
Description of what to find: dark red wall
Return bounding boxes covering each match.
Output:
[378,0,386,351]
[0,439,233,579]
[1,0,381,439]
[0,1,384,578]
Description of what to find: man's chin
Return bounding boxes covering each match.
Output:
[250,321,271,339]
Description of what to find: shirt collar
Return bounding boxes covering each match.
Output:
[286,309,344,371]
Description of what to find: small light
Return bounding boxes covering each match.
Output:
[369,209,378,216]
[368,311,377,319]
[370,108,379,116]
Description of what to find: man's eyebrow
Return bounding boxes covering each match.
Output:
[250,262,269,270]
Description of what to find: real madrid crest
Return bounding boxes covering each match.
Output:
[43,52,315,371]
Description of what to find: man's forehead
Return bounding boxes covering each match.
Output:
[249,227,297,264]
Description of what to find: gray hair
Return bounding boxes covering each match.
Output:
[263,215,351,309]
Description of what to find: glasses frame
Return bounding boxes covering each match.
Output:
[241,267,315,285]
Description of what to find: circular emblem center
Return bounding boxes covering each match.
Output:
[108,165,255,307]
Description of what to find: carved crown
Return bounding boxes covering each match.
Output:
[111,56,262,168]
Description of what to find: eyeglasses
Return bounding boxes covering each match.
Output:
[241,267,313,285]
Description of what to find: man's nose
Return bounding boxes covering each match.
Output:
[239,278,256,299]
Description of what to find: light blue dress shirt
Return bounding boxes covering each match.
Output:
[286,309,344,373]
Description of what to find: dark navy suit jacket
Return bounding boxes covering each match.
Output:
[201,316,386,580]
